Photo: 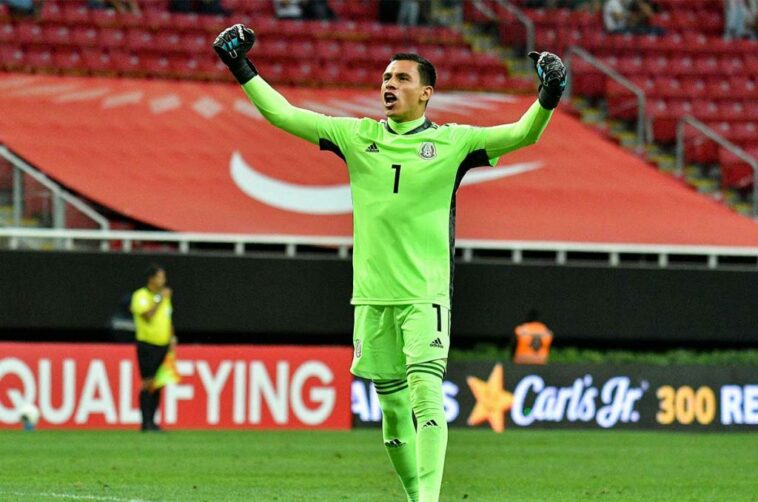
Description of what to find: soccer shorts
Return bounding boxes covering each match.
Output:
[350,304,450,380]
[136,341,169,380]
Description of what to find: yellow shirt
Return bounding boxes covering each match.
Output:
[130,287,173,346]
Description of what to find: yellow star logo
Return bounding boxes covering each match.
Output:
[466,364,514,433]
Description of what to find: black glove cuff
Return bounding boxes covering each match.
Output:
[229,58,259,85]
[538,85,562,110]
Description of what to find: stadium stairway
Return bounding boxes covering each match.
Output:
[483,0,757,218]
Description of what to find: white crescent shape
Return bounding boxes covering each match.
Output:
[230,151,542,215]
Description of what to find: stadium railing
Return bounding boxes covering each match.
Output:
[0,146,109,237]
[675,116,758,219]
[564,46,647,153]
[1,227,757,270]
[493,0,534,56]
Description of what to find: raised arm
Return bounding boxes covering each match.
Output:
[241,77,323,144]
[485,51,567,158]
[213,24,323,145]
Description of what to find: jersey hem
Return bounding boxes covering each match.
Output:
[351,297,450,309]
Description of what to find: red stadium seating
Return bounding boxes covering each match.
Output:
[1,0,508,92]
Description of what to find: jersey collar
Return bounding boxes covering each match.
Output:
[385,115,433,135]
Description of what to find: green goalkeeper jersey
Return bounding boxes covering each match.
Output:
[242,77,553,308]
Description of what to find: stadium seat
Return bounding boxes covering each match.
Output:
[81,49,113,74]
[691,99,720,122]
[745,101,758,121]
[181,32,210,55]
[173,13,200,32]
[653,77,682,99]
[53,49,84,73]
[63,4,92,25]
[43,25,73,47]
[718,102,747,123]
[71,26,99,47]
[91,7,117,28]
[693,56,719,76]
[719,57,744,77]
[126,29,154,52]
[196,56,227,81]
[343,42,369,64]
[15,22,43,45]
[718,148,755,189]
[143,55,171,77]
[26,49,53,73]
[0,24,14,44]
[686,79,708,100]
[706,79,733,100]
[284,63,317,86]
[145,9,172,31]
[315,40,341,61]
[111,51,141,77]
[98,28,126,50]
[731,122,758,146]
[0,46,24,71]
[39,2,64,24]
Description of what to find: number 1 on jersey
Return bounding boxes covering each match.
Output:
[391,164,401,194]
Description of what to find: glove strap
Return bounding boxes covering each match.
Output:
[537,85,562,110]
[229,58,259,85]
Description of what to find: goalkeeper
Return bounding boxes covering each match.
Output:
[214,24,565,502]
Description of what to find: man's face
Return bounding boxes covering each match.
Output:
[381,59,433,122]
[148,270,166,290]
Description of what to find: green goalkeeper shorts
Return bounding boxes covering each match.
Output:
[350,304,450,380]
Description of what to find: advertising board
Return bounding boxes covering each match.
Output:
[352,362,757,431]
[0,343,353,429]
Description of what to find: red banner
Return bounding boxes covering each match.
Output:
[2,73,757,245]
[0,343,353,429]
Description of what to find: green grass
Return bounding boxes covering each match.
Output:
[2,429,756,501]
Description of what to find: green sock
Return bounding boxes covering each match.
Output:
[375,379,418,502]
[408,363,448,502]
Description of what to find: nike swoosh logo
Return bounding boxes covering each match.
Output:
[230,151,542,215]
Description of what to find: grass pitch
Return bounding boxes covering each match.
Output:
[1,429,755,501]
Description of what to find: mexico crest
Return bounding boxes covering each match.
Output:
[419,142,437,159]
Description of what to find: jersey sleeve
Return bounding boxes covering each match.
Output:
[241,76,359,152]
[483,100,553,157]
[315,116,361,161]
[130,290,151,316]
[446,124,501,170]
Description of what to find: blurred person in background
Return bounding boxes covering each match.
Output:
[604,0,630,33]
[88,0,141,14]
[398,0,420,25]
[1,0,39,17]
[430,0,462,27]
[572,0,602,11]
[302,0,334,20]
[725,0,757,39]
[627,0,662,34]
[168,0,229,15]
[750,0,758,37]
[379,0,400,23]
[273,0,304,19]
[512,309,553,365]
[213,23,565,501]
[130,264,176,432]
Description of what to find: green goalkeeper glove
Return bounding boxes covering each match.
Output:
[528,51,567,110]
[213,24,258,85]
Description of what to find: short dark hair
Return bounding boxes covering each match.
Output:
[391,53,436,87]
[145,264,164,281]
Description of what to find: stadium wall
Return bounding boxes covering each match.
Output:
[2,250,757,345]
